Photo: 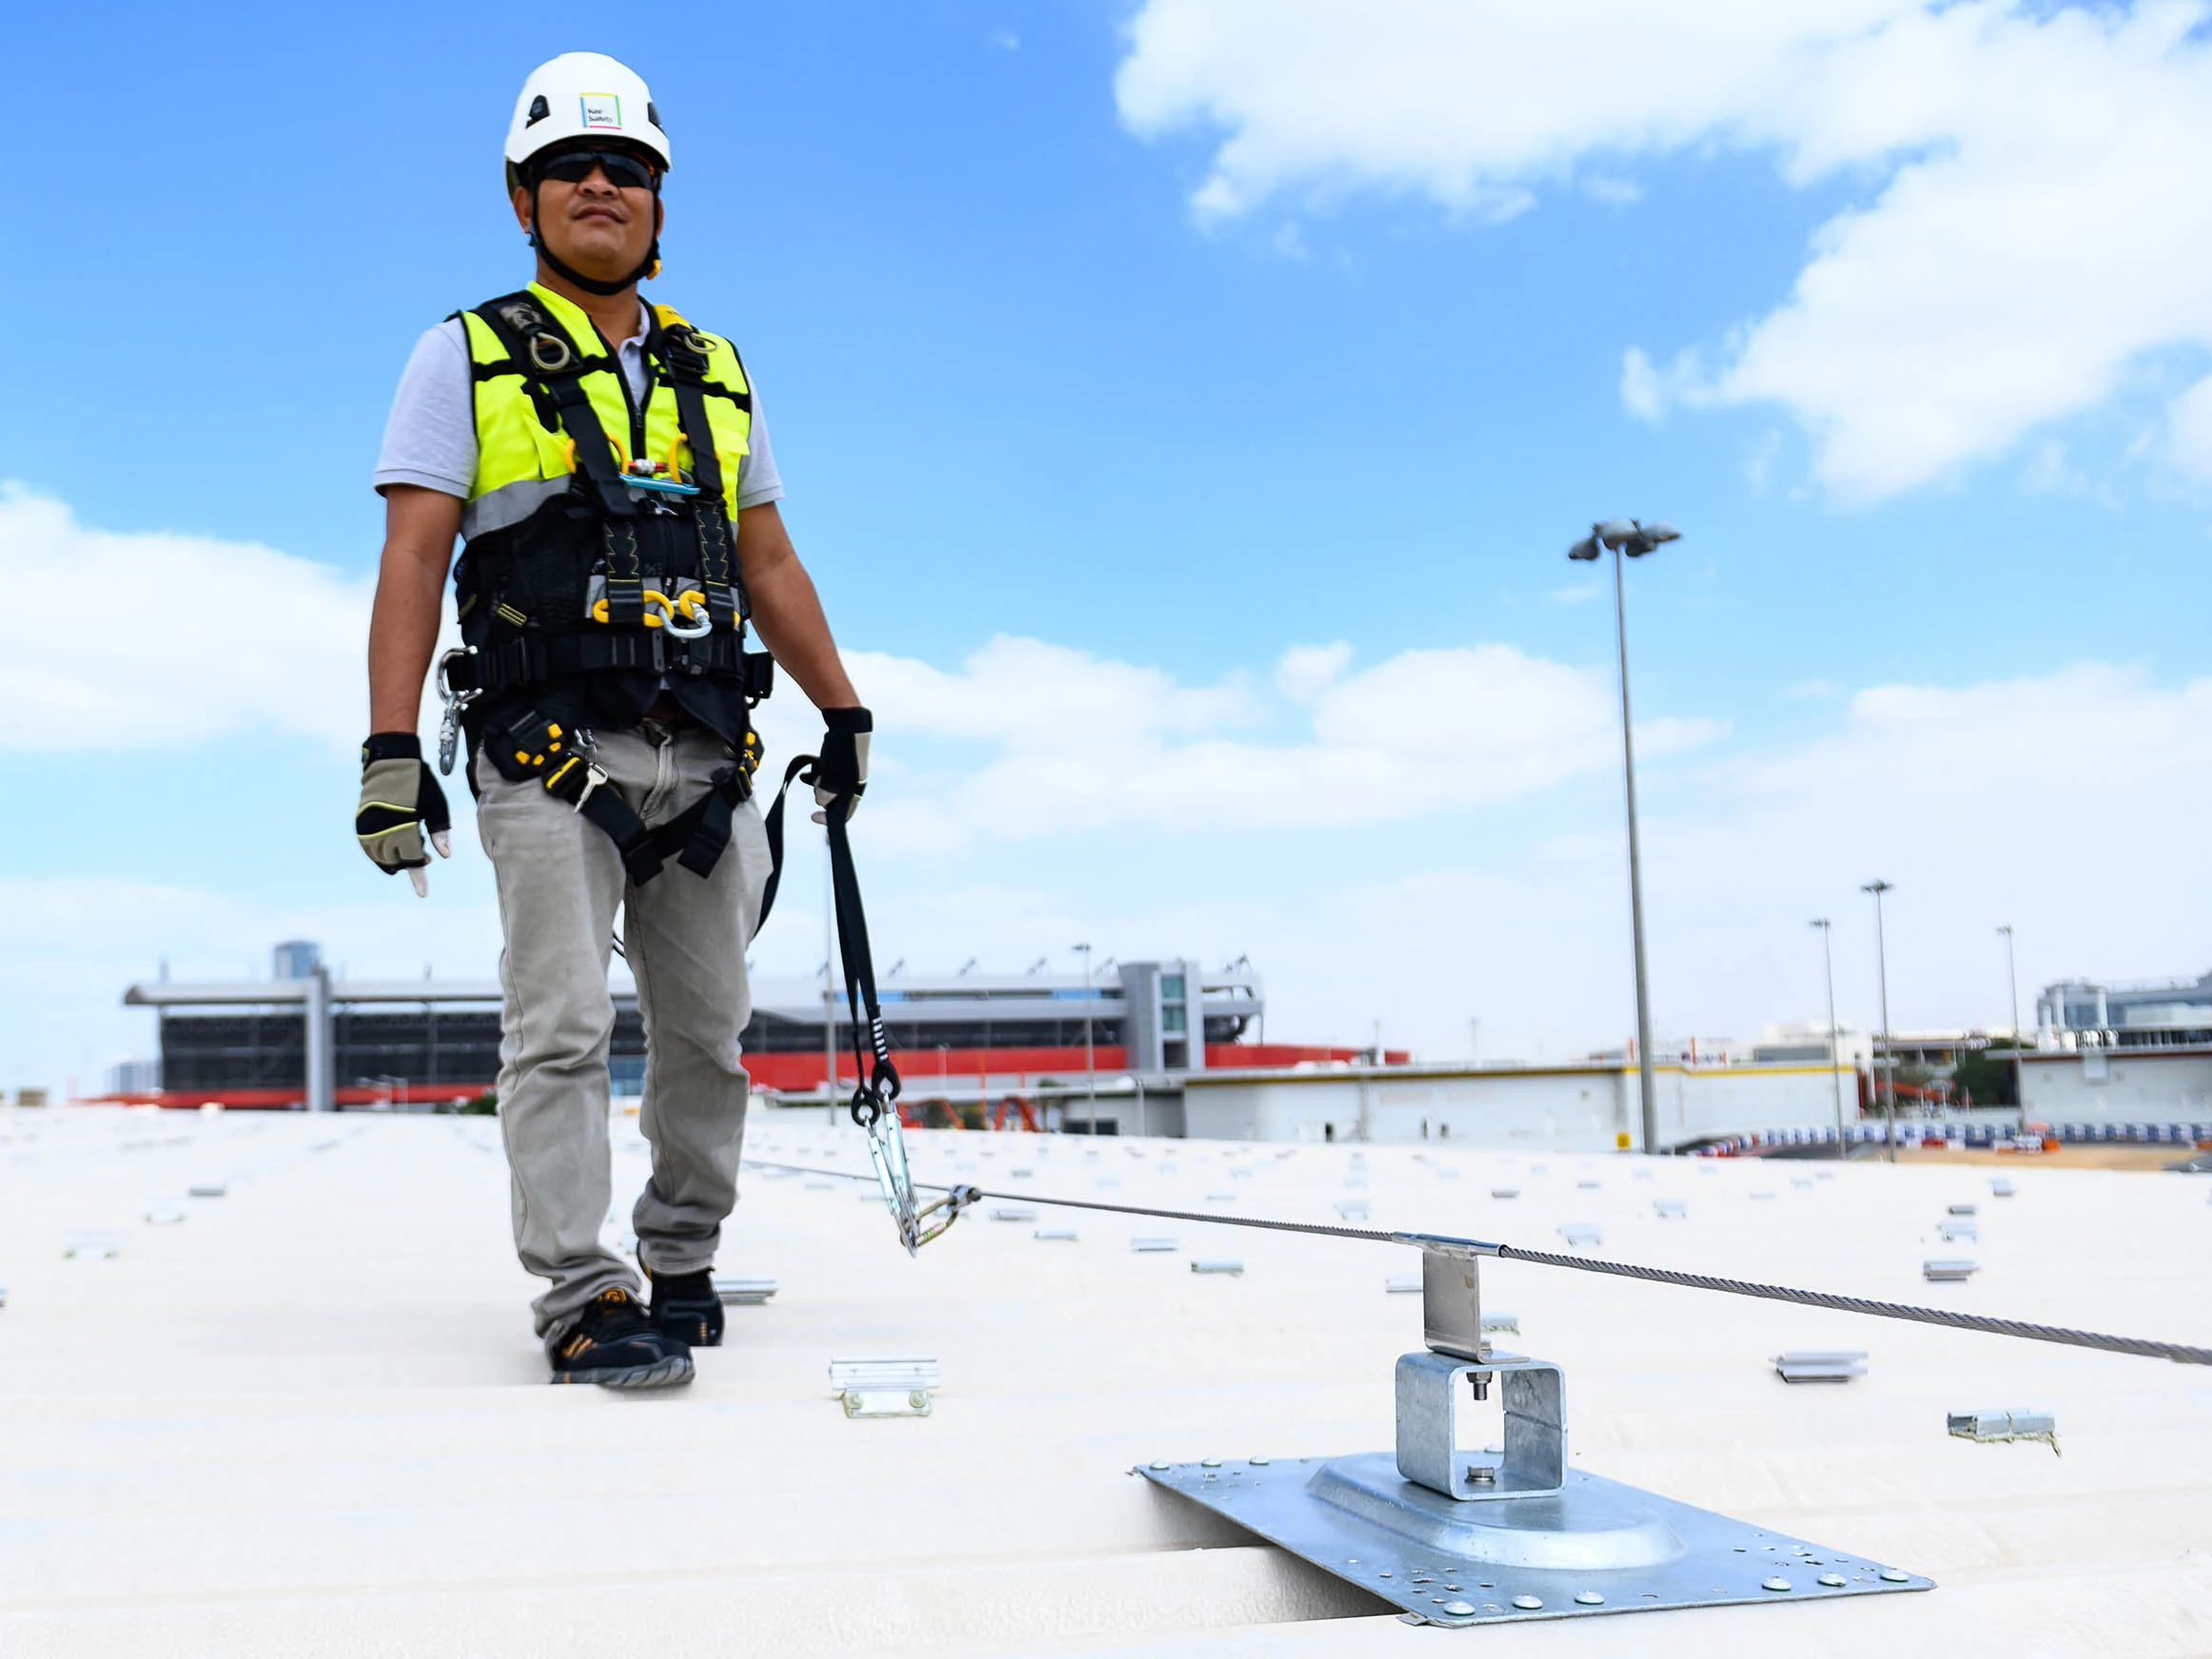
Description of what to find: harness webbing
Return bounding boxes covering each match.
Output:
[446,631,773,697]
[660,328,744,631]
[468,296,638,520]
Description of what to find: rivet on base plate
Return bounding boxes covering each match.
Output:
[1879,1569,1910,1583]
[1575,1591,1605,1605]
[1511,1594,1543,1610]
[1818,1573,1847,1587]
[1762,1577,1792,1591]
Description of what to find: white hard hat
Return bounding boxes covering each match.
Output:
[504,53,670,192]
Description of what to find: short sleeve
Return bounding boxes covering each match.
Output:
[734,392,784,509]
[374,321,477,498]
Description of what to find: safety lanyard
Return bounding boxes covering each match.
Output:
[758,757,965,1254]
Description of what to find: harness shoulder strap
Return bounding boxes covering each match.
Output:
[469,293,636,520]
[649,305,745,629]
[470,293,648,623]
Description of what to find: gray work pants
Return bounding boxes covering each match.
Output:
[473,721,770,1343]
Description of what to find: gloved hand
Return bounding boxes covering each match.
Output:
[357,732,452,897]
[812,706,871,826]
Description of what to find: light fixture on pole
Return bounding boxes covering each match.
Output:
[1998,925,2026,1116]
[1861,880,1896,1161]
[1073,942,1095,1135]
[1567,517,1680,1156]
[1810,918,1845,1150]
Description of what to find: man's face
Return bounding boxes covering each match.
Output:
[514,146,661,283]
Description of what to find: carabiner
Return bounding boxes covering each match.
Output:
[434,647,479,777]
[662,590,713,639]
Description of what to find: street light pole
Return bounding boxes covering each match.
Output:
[1862,880,1896,1161]
[1811,918,1845,1150]
[1073,942,1095,1135]
[1998,925,2025,1119]
[1568,518,1678,1155]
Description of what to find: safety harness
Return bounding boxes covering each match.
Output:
[437,288,775,888]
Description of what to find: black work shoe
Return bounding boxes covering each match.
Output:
[549,1287,694,1388]
[646,1266,724,1349]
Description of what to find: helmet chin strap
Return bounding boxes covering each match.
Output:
[527,185,662,297]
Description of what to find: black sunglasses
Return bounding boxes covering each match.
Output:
[533,147,660,191]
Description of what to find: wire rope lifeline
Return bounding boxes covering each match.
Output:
[739,1158,2212,1367]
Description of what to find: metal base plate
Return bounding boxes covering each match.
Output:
[1140,1454,1931,1627]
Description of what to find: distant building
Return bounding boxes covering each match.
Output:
[1181,1055,1858,1153]
[115,944,1394,1115]
[1751,1020,1874,1070]
[2038,970,2212,1048]
[105,1059,163,1094]
[2022,1045,2212,1125]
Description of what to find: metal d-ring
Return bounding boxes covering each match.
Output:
[527,332,575,373]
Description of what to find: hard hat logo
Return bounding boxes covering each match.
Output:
[578,93,623,132]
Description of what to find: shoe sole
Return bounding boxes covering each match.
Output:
[550,1352,695,1389]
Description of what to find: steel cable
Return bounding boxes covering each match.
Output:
[740,1158,2212,1366]
[1487,1242,2212,1365]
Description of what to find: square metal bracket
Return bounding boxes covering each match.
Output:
[1399,1243,1567,1501]
[1397,1350,1567,1500]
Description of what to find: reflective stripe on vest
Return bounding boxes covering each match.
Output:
[459,282,753,542]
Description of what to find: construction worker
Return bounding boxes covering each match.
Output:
[360,53,870,1387]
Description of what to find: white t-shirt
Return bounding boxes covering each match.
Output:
[373,303,784,506]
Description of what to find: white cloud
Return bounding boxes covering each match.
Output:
[1116,0,1918,218]
[841,634,1721,846]
[1619,345,1709,426]
[861,661,2212,1068]
[1117,1,2212,501]
[0,487,373,750]
[1274,640,1352,701]
[1618,347,1665,424]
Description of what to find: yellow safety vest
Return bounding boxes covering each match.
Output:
[441,283,773,751]
[458,281,752,544]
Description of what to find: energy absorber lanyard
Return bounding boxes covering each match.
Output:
[762,757,972,1255]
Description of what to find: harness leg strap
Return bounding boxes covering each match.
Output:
[543,752,667,886]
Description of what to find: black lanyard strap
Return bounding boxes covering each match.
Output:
[756,755,899,1128]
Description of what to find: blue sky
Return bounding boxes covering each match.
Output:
[7,1,2212,1089]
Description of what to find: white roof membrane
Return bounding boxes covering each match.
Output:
[0,1107,2206,1655]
